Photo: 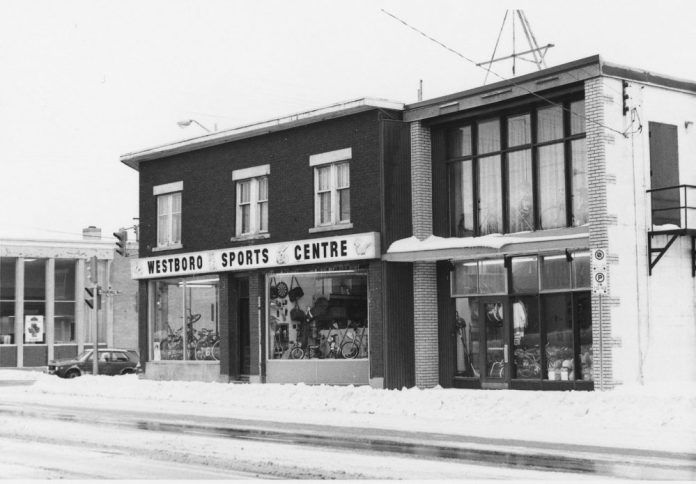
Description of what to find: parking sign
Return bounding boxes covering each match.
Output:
[591,248,608,295]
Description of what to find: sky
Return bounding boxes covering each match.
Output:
[1,0,695,242]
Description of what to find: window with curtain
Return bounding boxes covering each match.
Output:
[314,161,350,227]
[446,97,587,237]
[235,175,269,237]
[157,192,182,248]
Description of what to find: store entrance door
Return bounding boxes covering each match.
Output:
[479,297,510,389]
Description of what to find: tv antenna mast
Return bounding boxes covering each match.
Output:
[478,10,554,84]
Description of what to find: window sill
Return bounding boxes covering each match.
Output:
[230,233,271,242]
[309,223,353,234]
[152,243,183,253]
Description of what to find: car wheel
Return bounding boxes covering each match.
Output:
[65,369,80,379]
[121,368,135,375]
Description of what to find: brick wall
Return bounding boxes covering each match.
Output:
[585,77,615,390]
[410,121,439,388]
[139,110,390,255]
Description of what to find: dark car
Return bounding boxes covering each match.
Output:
[47,348,140,378]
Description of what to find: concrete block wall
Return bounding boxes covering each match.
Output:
[410,121,439,388]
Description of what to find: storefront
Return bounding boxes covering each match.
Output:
[133,232,380,385]
[450,250,592,390]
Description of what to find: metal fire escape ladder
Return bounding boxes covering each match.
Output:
[646,185,696,276]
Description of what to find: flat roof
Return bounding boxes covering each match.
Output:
[120,98,404,170]
[404,55,696,122]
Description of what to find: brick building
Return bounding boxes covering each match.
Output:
[386,55,696,390]
[121,99,414,386]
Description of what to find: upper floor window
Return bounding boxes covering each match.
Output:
[232,165,270,238]
[154,181,183,249]
[448,98,586,237]
[310,148,351,230]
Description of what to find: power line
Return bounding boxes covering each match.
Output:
[381,9,629,138]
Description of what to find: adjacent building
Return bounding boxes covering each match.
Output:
[0,227,139,368]
[387,55,696,390]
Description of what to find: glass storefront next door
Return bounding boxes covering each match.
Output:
[452,252,593,390]
[456,297,510,387]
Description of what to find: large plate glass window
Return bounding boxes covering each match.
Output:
[151,276,219,361]
[0,258,16,345]
[24,258,46,344]
[446,98,587,237]
[54,259,76,343]
[268,271,367,361]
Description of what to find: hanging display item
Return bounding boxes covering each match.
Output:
[268,271,369,361]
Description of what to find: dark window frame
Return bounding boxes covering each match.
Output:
[446,95,586,237]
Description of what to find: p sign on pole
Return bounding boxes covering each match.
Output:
[590,248,608,390]
[591,248,608,295]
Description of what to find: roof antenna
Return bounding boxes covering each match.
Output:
[477,10,554,85]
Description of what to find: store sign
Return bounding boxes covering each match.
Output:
[591,248,608,295]
[131,232,380,279]
[24,315,45,343]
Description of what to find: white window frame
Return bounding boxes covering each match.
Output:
[153,181,183,251]
[310,148,353,232]
[232,165,270,239]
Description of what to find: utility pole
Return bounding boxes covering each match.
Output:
[85,256,100,375]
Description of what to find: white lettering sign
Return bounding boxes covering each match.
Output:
[591,248,608,295]
[131,232,380,279]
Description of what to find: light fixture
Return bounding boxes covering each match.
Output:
[177,119,212,133]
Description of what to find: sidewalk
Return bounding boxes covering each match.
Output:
[1,369,695,457]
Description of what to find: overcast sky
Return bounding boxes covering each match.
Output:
[1,0,694,242]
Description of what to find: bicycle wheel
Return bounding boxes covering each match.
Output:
[289,346,304,360]
[340,342,359,359]
[211,340,220,361]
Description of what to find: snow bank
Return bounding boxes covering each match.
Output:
[2,370,694,453]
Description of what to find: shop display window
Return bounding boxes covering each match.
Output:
[454,298,480,377]
[512,296,541,379]
[543,293,574,380]
[452,251,593,384]
[151,276,220,361]
[268,271,367,360]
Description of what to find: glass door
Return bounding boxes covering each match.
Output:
[480,297,510,387]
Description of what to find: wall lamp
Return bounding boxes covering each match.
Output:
[177,119,212,133]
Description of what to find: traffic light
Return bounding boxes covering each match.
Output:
[86,256,98,283]
[114,229,127,257]
[622,80,630,116]
[85,287,94,309]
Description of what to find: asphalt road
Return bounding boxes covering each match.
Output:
[0,401,694,480]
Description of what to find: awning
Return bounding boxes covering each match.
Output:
[383,227,589,262]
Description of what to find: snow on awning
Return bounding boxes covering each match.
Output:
[384,228,589,262]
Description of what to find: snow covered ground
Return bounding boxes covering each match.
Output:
[1,369,695,455]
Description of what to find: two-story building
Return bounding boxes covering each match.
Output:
[386,55,696,390]
[121,99,413,387]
